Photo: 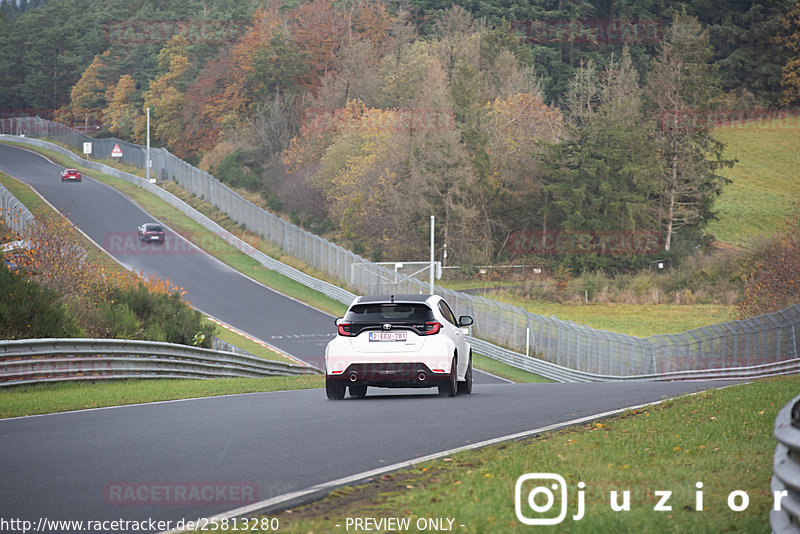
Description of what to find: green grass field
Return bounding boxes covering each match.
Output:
[707,117,800,248]
[475,297,735,338]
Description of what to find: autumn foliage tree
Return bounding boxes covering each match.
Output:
[69,52,113,127]
[2,214,214,345]
[482,91,562,243]
[737,208,800,318]
[103,74,141,140]
[143,35,192,149]
[778,2,800,106]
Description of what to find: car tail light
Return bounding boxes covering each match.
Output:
[422,321,441,335]
[337,322,353,336]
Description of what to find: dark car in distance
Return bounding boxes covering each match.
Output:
[137,223,165,243]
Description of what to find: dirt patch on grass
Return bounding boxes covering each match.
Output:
[273,470,427,522]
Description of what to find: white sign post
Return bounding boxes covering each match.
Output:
[429,215,435,295]
[111,143,123,158]
[146,107,151,183]
[83,142,92,156]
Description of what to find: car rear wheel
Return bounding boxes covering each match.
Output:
[457,354,473,395]
[438,357,458,397]
[349,385,367,398]
[326,377,346,400]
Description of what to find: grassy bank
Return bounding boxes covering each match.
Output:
[477,299,734,338]
[708,117,800,248]
[236,376,798,534]
[437,283,735,337]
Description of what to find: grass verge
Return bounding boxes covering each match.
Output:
[216,376,796,534]
[473,353,550,383]
[0,375,325,419]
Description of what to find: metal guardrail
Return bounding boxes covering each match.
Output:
[0,338,320,387]
[771,394,800,533]
[469,337,800,382]
[0,182,34,236]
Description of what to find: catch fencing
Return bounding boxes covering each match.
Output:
[771,394,800,533]
[2,117,799,380]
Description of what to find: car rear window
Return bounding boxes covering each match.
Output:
[344,303,434,323]
[146,225,163,232]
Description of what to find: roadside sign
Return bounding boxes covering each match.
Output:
[83,142,92,155]
[111,143,123,158]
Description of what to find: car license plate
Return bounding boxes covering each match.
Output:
[149,236,161,240]
[369,332,407,342]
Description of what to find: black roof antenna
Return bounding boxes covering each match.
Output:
[390,294,395,303]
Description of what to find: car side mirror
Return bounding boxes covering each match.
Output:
[458,316,473,327]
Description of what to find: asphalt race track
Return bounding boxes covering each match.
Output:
[0,143,736,531]
[0,382,733,531]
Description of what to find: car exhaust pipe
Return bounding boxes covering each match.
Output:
[417,372,427,382]
[348,372,358,382]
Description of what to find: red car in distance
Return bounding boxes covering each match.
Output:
[61,169,82,182]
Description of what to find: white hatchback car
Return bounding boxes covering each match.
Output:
[324,294,474,399]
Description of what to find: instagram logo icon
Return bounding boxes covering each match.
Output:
[515,473,585,525]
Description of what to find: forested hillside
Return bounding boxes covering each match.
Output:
[1,0,798,270]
